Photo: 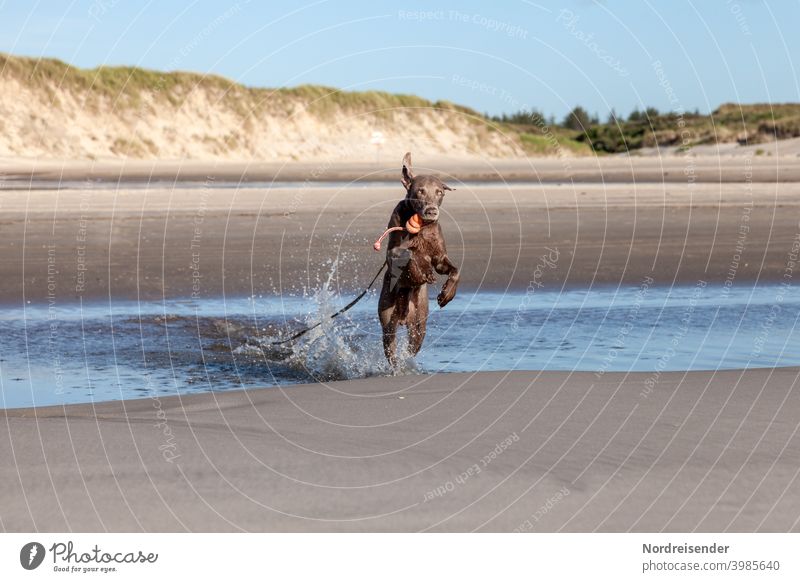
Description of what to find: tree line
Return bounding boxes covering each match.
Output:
[490,105,702,130]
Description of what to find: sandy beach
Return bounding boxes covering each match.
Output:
[1,155,799,532]
[2,368,799,532]
[1,156,799,304]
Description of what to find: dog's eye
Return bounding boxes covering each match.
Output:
[437,189,443,195]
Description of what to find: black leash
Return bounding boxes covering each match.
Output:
[271,262,387,345]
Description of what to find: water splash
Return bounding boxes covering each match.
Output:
[247,259,420,382]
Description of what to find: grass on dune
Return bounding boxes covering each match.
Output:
[518,131,593,156]
[0,53,483,120]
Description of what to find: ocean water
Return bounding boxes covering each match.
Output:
[0,278,797,408]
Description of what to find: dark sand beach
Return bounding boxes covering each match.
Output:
[1,156,799,304]
[1,156,799,531]
[2,368,799,532]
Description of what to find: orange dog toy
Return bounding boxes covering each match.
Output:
[373,213,424,251]
[405,213,423,234]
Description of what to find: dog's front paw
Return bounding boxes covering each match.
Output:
[437,282,456,308]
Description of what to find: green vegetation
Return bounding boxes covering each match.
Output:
[487,109,592,156]
[0,53,238,106]
[517,129,593,156]
[496,102,800,154]
[275,84,482,119]
[561,105,598,131]
[579,104,800,153]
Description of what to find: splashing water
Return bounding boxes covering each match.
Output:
[247,259,420,382]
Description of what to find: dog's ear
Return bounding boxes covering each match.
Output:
[443,183,456,192]
[401,152,414,189]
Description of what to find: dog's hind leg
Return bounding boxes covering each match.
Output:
[378,275,399,367]
[407,284,429,357]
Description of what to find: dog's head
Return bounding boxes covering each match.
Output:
[400,152,454,224]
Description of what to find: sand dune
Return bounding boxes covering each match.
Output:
[4,54,800,164]
[0,59,516,161]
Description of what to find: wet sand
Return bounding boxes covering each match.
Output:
[3,154,800,183]
[1,157,799,304]
[2,368,799,532]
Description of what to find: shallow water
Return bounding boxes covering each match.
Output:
[1,279,798,408]
[6,179,397,191]
[5,179,570,191]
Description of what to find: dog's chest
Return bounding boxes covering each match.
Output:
[405,226,441,254]
[387,226,442,288]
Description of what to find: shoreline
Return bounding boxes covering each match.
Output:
[0,275,792,314]
[3,154,800,184]
[2,368,798,531]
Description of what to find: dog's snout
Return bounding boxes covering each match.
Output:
[422,206,439,221]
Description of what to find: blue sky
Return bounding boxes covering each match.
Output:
[0,0,797,119]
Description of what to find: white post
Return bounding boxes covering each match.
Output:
[370,131,385,165]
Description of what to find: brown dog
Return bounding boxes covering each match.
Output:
[378,152,460,366]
